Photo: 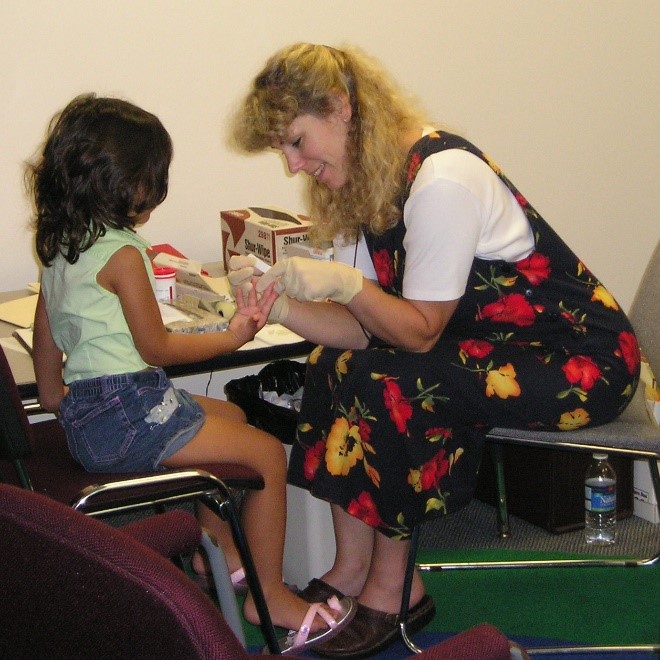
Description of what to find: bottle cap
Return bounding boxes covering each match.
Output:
[593,452,608,460]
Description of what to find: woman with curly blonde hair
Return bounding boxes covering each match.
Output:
[231,42,426,243]
[230,43,639,657]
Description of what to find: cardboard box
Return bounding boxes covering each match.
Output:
[151,251,231,299]
[220,206,312,268]
[475,445,634,533]
[633,459,660,524]
[286,242,334,261]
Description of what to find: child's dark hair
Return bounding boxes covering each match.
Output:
[27,94,173,266]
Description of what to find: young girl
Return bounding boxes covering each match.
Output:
[27,93,354,653]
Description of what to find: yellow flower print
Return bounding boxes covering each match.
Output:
[408,469,423,493]
[308,345,323,365]
[448,447,464,474]
[365,463,381,488]
[482,153,501,175]
[557,407,591,431]
[325,417,363,476]
[407,474,447,511]
[425,498,446,514]
[591,285,619,311]
[485,363,521,399]
[335,350,352,380]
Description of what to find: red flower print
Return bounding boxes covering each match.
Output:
[357,418,372,443]
[419,449,450,490]
[515,193,528,208]
[303,440,325,481]
[562,355,602,391]
[347,491,383,527]
[373,249,395,288]
[382,378,413,434]
[407,153,422,182]
[458,339,494,359]
[425,427,452,442]
[478,293,536,327]
[616,331,640,375]
[515,252,551,285]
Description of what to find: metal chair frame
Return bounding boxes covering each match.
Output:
[69,469,280,651]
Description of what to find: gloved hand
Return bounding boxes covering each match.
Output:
[227,254,257,296]
[267,295,290,324]
[256,257,363,305]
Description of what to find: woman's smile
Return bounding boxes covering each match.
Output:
[280,108,350,190]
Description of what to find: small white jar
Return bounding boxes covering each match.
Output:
[153,266,177,302]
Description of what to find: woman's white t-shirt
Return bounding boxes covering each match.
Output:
[334,148,534,302]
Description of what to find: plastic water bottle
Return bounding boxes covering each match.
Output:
[584,453,617,545]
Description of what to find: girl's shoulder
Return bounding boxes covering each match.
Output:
[89,227,149,259]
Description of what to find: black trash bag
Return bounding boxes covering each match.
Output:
[224,360,306,444]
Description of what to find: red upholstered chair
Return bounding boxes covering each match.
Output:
[0,344,281,651]
[0,483,521,660]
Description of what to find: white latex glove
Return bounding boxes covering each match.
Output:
[256,257,363,305]
[267,295,290,324]
[227,254,257,296]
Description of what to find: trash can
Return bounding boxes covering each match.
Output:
[226,358,336,586]
[224,360,306,444]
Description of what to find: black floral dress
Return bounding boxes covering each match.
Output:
[287,132,640,540]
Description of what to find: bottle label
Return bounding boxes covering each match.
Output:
[585,483,616,512]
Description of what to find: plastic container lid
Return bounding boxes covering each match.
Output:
[153,266,176,278]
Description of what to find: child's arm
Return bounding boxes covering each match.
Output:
[32,291,66,413]
[100,246,263,367]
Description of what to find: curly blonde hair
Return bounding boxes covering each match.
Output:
[231,43,428,244]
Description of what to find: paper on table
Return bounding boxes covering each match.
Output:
[9,327,66,362]
[12,328,34,354]
[0,294,38,328]
[238,324,304,350]
[158,302,192,324]
[0,336,29,356]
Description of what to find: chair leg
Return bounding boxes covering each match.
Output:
[399,524,423,654]
[648,456,660,512]
[201,492,281,654]
[12,458,34,490]
[488,443,511,539]
[199,530,246,647]
[418,450,660,571]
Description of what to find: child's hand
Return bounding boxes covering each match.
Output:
[228,282,260,345]
[228,280,278,345]
[236,280,278,323]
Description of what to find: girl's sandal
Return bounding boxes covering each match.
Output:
[269,595,357,656]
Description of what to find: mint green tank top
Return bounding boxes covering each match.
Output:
[41,227,156,383]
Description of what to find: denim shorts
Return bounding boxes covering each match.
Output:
[59,368,205,473]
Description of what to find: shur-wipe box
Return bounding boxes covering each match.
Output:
[221,206,315,268]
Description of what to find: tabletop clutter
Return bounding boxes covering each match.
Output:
[150,205,333,335]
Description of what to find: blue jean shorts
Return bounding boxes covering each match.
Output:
[59,368,205,473]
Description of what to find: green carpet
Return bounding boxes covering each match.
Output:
[416,548,659,646]
[239,548,660,651]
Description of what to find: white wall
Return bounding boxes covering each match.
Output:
[1,1,658,310]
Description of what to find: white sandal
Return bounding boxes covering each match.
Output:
[272,595,357,655]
